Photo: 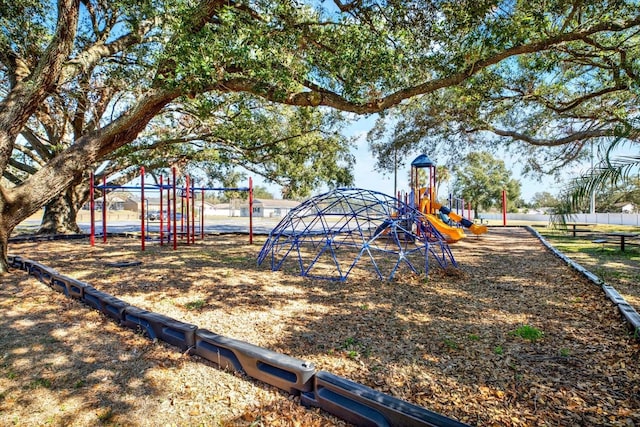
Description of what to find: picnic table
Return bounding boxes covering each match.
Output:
[605,232,639,252]
[565,223,594,237]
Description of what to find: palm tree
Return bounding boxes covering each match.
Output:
[555,137,639,225]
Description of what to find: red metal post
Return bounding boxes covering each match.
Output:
[102,176,107,243]
[166,175,171,245]
[502,189,507,226]
[172,167,177,250]
[159,175,164,246]
[90,172,95,246]
[141,166,145,251]
[180,189,185,239]
[191,180,196,244]
[249,177,253,244]
[185,175,190,245]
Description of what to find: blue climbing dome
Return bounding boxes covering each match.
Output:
[257,188,456,281]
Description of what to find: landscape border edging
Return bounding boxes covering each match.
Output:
[526,226,640,341]
[7,237,469,427]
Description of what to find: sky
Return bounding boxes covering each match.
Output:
[252,115,578,203]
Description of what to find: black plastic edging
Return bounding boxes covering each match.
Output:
[10,252,466,427]
[526,226,640,341]
[8,233,89,243]
[302,370,470,427]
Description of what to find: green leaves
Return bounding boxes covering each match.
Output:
[4,0,640,239]
[362,1,640,185]
[452,151,521,212]
[116,92,354,199]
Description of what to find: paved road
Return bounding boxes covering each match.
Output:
[16,217,283,236]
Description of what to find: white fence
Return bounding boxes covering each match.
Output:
[478,212,640,226]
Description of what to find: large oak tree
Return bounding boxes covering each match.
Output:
[368,1,640,179]
[7,90,355,234]
[2,0,640,272]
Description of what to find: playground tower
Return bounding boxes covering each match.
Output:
[410,155,488,241]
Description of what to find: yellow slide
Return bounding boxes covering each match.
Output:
[431,201,488,236]
[469,223,488,235]
[425,214,466,242]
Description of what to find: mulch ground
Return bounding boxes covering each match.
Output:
[1,227,639,426]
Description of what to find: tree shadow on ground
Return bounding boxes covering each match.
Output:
[6,230,640,426]
[0,281,173,425]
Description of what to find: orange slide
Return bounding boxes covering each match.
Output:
[419,199,488,241]
[431,201,488,235]
[424,213,466,242]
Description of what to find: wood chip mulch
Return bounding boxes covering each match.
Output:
[1,227,639,426]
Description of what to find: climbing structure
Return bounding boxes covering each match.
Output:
[257,188,456,281]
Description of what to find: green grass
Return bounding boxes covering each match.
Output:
[342,337,356,347]
[5,367,17,380]
[542,223,639,235]
[443,337,458,350]
[539,228,640,284]
[184,299,206,310]
[511,325,544,342]
[28,378,52,389]
[338,337,371,359]
[592,267,625,281]
[541,235,606,253]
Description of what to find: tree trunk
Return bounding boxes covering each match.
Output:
[38,174,90,234]
[0,219,10,274]
[0,89,179,275]
[0,193,18,274]
[38,193,82,234]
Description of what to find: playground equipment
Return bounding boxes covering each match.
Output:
[258,155,489,281]
[409,154,488,242]
[258,187,457,281]
[89,166,254,249]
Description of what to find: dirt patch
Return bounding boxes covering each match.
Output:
[2,228,639,426]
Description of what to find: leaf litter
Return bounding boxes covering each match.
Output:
[1,227,639,426]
